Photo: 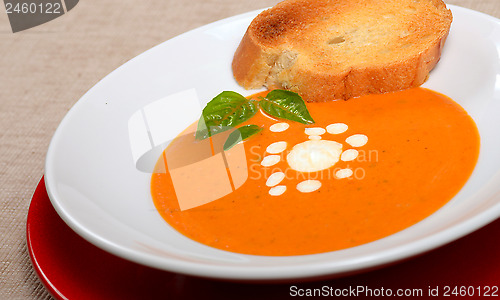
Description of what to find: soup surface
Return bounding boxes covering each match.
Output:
[151,88,480,256]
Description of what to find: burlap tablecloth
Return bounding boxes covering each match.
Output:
[0,0,498,298]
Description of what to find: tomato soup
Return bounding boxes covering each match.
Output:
[151,88,479,256]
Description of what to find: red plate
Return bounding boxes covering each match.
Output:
[27,177,500,299]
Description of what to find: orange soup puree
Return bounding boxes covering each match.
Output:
[151,88,480,256]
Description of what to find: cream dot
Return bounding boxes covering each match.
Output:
[326,123,348,134]
[336,168,353,179]
[341,149,359,161]
[266,172,286,187]
[297,180,322,193]
[287,140,342,173]
[269,123,290,132]
[261,155,281,167]
[308,135,322,140]
[346,134,368,147]
[266,141,287,154]
[305,127,326,136]
[269,185,287,196]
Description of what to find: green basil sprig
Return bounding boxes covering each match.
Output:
[259,90,314,125]
[196,89,315,149]
[223,125,263,151]
[195,91,257,140]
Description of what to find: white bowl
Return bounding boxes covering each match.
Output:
[45,5,500,281]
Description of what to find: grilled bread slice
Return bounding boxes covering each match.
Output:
[232,0,452,102]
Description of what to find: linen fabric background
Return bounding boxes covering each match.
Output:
[0,0,499,298]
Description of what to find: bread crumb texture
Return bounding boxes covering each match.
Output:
[232,0,452,102]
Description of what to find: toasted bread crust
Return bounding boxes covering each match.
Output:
[232,0,452,102]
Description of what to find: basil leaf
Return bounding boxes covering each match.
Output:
[195,115,210,140]
[223,125,263,151]
[195,117,231,140]
[196,91,257,140]
[259,90,315,124]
